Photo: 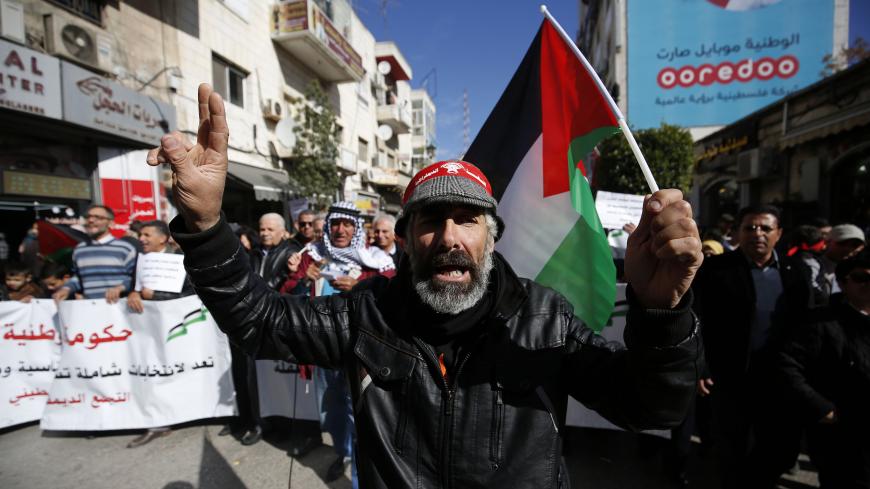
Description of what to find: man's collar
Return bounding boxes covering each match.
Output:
[94,234,114,245]
[743,249,779,269]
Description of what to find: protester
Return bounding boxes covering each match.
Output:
[788,225,828,307]
[816,224,866,301]
[292,209,318,246]
[18,221,43,278]
[701,239,724,257]
[281,202,396,483]
[312,216,325,241]
[4,260,44,302]
[0,232,9,262]
[716,213,737,251]
[810,217,833,245]
[371,213,403,268]
[52,205,137,302]
[251,213,299,290]
[694,204,809,488]
[125,220,193,448]
[147,85,702,489]
[777,250,870,488]
[39,263,71,297]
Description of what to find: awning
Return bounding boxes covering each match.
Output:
[227,162,293,202]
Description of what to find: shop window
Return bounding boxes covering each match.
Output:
[212,56,247,108]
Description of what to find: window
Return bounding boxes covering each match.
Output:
[357,138,368,163]
[212,56,247,107]
[48,0,102,24]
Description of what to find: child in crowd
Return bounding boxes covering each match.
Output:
[40,263,71,297]
[4,261,44,302]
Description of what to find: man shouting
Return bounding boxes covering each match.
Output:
[149,84,703,488]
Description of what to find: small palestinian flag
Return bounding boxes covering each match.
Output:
[465,18,619,331]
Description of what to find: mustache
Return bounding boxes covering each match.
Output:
[416,250,478,277]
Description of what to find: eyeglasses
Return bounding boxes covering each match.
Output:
[742,224,777,234]
[846,271,870,284]
[298,221,314,227]
[85,214,110,221]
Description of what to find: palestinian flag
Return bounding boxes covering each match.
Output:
[37,221,88,268]
[465,18,619,331]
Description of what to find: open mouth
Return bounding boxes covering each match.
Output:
[433,265,470,282]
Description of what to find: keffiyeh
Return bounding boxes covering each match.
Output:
[304,201,395,274]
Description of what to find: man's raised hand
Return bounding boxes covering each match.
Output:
[146,84,228,232]
[624,189,703,309]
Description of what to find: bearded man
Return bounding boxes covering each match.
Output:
[149,84,703,489]
[280,201,395,482]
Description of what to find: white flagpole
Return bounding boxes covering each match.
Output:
[539,5,659,193]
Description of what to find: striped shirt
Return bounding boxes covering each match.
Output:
[65,235,138,299]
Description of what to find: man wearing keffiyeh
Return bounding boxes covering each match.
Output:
[280,201,395,484]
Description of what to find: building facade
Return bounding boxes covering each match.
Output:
[410,88,437,172]
[0,0,432,258]
[693,59,870,229]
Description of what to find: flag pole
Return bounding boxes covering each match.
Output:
[539,5,659,193]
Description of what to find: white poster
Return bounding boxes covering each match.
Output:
[135,253,186,293]
[40,296,235,431]
[595,191,645,230]
[0,300,62,429]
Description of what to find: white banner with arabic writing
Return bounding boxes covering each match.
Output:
[0,296,236,431]
[0,300,62,428]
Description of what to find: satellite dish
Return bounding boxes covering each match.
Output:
[377,60,392,76]
[275,117,297,150]
[377,124,393,141]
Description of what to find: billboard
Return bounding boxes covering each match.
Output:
[627,0,834,129]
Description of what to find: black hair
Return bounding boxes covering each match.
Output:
[128,220,145,234]
[86,204,115,220]
[809,217,830,229]
[835,250,870,280]
[736,204,782,228]
[789,225,823,247]
[41,262,70,279]
[140,220,170,237]
[4,261,30,276]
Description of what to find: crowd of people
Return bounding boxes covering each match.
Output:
[1,193,868,488]
[642,207,868,488]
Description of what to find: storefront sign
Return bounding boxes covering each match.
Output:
[696,135,751,163]
[311,7,365,79]
[61,62,176,146]
[2,170,91,200]
[272,0,308,33]
[0,40,62,119]
[353,191,380,217]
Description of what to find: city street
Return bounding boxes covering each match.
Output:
[0,420,820,489]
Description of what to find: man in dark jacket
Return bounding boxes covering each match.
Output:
[694,205,808,488]
[251,212,300,290]
[148,84,703,489]
[777,251,870,489]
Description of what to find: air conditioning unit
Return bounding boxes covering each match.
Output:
[44,12,115,73]
[736,148,772,181]
[262,99,283,121]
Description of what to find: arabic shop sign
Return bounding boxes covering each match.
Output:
[61,62,176,146]
[696,136,751,163]
[627,0,834,129]
[0,39,63,120]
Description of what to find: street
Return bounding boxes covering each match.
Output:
[0,420,819,489]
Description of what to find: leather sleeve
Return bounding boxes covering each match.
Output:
[564,289,701,431]
[170,214,353,369]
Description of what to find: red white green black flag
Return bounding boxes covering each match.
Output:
[464,18,621,331]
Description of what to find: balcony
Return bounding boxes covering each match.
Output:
[272,0,365,83]
[364,166,400,187]
[376,102,412,134]
[375,42,412,81]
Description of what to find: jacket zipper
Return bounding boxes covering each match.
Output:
[412,338,473,489]
[489,384,504,469]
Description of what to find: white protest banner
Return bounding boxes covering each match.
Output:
[595,190,645,230]
[0,300,62,429]
[135,253,187,293]
[41,296,235,431]
[257,360,318,421]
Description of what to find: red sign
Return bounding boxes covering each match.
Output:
[99,178,157,237]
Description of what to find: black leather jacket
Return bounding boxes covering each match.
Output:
[249,238,301,290]
[173,217,701,489]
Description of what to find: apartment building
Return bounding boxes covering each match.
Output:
[0,0,429,254]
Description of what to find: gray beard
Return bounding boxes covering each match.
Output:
[411,250,494,315]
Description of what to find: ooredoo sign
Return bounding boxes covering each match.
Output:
[627,0,834,128]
